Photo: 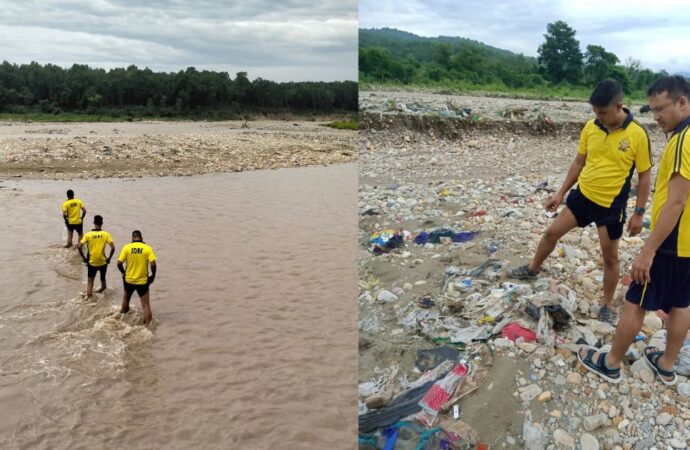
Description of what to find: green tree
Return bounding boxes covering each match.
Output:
[537,21,583,84]
[584,44,619,86]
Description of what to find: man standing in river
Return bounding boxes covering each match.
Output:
[117,230,157,325]
[507,79,652,324]
[78,215,115,299]
[61,189,86,248]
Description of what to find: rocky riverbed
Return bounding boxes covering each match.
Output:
[358,91,690,449]
[0,120,356,180]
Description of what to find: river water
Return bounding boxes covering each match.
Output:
[0,164,357,449]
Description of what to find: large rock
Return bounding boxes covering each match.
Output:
[580,433,600,450]
[656,412,672,426]
[553,428,575,449]
[376,289,398,302]
[519,384,543,402]
[583,413,609,431]
[566,372,582,385]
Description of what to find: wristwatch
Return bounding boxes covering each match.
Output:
[634,207,645,216]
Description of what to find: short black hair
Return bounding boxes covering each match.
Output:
[647,75,690,99]
[589,79,623,107]
[132,230,142,239]
[66,189,74,198]
[94,215,103,226]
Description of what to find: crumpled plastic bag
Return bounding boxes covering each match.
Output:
[537,307,556,347]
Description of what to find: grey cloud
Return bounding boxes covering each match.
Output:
[0,0,357,81]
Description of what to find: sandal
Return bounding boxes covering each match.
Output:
[643,346,677,386]
[577,347,621,383]
[508,265,538,280]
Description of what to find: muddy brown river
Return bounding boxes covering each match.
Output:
[0,164,357,449]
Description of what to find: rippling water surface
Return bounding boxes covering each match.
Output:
[0,164,357,449]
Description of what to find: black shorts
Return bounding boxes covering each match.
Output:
[66,223,83,234]
[625,253,690,313]
[123,280,149,297]
[565,188,625,240]
[87,264,107,278]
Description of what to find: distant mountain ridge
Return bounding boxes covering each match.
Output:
[359,27,537,64]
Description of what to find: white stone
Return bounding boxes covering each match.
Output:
[519,384,543,402]
[553,428,575,449]
[657,412,672,426]
[376,290,398,302]
[580,433,600,450]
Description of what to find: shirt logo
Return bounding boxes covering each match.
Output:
[618,139,630,152]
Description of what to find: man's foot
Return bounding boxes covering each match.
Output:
[95,286,106,293]
[597,305,614,324]
[508,265,539,280]
[120,307,130,314]
[644,346,677,386]
[577,347,622,383]
[64,244,72,248]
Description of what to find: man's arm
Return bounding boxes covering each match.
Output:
[77,244,88,263]
[631,173,690,283]
[81,206,86,220]
[148,261,157,284]
[106,242,115,263]
[545,153,587,211]
[627,169,651,236]
[117,260,125,276]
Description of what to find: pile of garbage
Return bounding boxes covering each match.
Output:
[359,105,690,447]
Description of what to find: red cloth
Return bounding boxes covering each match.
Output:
[501,322,537,342]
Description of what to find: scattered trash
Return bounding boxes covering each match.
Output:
[500,322,537,342]
[417,363,469,426]
[369,228,404,254]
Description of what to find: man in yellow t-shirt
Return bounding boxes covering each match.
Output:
[61,189,86,248]
[117,230,157,325]
[78,215,115,299]
[578,76,690,386]
[508,80,652,324]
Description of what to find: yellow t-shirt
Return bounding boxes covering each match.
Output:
[61,199,85,224]
[577,112,652,208]
[118,242,157,285]
[651,117,690,257]
[80,230,113,266]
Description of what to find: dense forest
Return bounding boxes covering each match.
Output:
[0,62,358,119]
[360,25,680,98]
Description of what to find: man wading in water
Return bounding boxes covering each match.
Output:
[78,215,115,299]
[61,189,86,248]
[117,230,157,325]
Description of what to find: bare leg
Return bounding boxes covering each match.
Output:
[527,206,579,272]
[96,270,107,293]
[86,277,94,298]
[121,289,133,314]
[597,225,620,308]
[579,301,645,368]
[657,307,690,381]
[65,229,74,248]
[140,292,153,325]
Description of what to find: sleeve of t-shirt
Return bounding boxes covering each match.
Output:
[106,233,113,244]
[61,202,67,213]
[80,200,85,209]
[577,122,590,155]
[80,234,88,245]
[118,246,127,262]
[674,135,690,180]
[147,247,157,262]
[635,129,652,173]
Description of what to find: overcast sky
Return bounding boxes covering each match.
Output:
[360,0,690,75]
[0,0,357,82]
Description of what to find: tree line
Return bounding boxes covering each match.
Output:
[360,25,678,94]
[0,62,358,118]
